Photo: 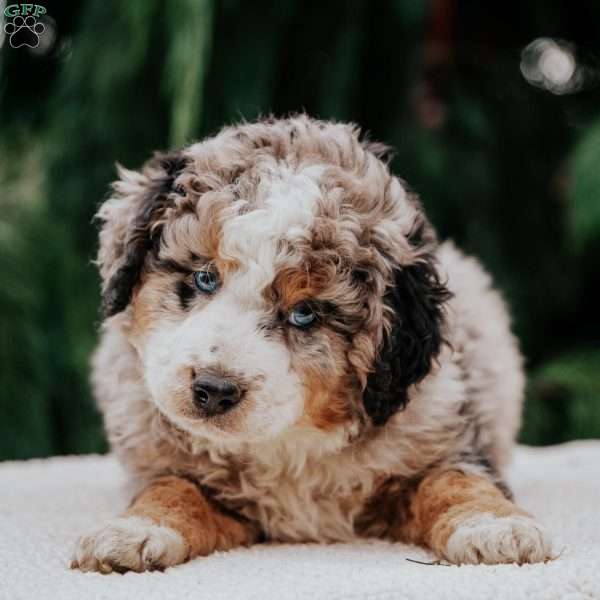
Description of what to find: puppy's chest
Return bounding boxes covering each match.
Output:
[196,454,379,543]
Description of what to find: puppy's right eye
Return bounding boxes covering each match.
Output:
[194,266,220,294]
[288,303,316,328]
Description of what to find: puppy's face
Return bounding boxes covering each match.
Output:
[128,166,363,441]
[97,118,449,443]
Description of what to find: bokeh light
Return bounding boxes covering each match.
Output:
[520,37,581,95]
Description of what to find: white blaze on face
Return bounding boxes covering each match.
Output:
[219,165,324,304]
[141,165,325,441]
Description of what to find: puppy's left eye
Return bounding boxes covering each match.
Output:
[288,303,316,328]
[194,266,220,294]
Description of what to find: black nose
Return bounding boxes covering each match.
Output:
[192,374,242,417]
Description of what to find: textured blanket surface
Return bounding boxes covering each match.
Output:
[1,441,599,600]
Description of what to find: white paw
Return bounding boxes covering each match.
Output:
[444,513,553,565]
[71,516,188,573]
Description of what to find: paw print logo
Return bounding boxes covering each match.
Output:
[4,15,45,48]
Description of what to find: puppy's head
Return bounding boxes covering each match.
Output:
[96,116,450,443]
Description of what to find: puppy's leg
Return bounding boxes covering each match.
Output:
[409,470,552,564]
[360,470,552,565]
[72,476,258,573]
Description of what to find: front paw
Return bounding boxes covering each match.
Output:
[71,516,188,573]
[443,514,553,565]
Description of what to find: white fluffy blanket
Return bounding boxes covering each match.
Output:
[1,441,599,600]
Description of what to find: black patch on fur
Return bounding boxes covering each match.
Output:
[355,474,421,538]
[101,152,189,317]
[363,254,452,426]
[473,454,514,500]
[456,398,514,500]
[457,445,514,500]
[177,280,196,311]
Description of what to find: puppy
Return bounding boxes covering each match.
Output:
[72,116,552,573]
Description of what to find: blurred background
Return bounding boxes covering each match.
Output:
[1,0,599,460]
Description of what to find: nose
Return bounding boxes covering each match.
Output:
[192,374,242,417]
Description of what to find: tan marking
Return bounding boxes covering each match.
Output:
[126,476,259,559]
[128,264,235,341]
[129,199,239,335]
[129,271,177,337]
[303,370,353,430]
[357,470,528,559]
[410,471,528,555]
[271,267,324,309]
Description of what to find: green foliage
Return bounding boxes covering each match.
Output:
[166,0,214,146]
[0,138,54,458]
[568,117,600,253]
[0,1,599,459]
[521,351,600,444]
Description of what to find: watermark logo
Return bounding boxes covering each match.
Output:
[3,4,46,48]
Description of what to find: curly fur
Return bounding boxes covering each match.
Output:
[77,115,548,570]
[364,253,452,425]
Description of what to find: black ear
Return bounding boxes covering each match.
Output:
[363,253,451,425]
[98,152,188,317]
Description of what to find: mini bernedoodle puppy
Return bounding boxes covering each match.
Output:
[72,115,552,573]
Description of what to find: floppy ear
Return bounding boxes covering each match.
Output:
[363,251,451,425]
[96,151,188,317]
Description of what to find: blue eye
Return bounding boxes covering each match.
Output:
[288,303,316,328]
[193,267,219,294]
